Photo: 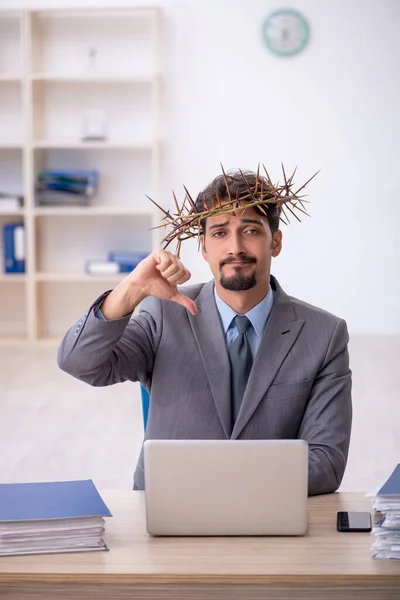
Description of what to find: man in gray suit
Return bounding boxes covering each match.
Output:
[58,169,352,496]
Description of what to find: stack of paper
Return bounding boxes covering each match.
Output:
[0,479,112,556]
[371,464,400,560]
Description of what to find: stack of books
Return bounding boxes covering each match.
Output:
[370,464,400,560]
[0,479,112,556]
[85,250,148,275]
[35,169,99,206]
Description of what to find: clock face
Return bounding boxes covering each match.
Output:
[262,9,310,57]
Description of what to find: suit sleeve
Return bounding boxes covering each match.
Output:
[297,318,352,495]
[57,293,162,388]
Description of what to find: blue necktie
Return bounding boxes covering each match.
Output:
[228,315,253,427]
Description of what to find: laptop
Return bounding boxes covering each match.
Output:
[143,439,308,536]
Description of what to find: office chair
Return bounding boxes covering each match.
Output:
[140,384,150,431]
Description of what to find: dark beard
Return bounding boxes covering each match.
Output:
[220,270,257,291]
[219,255,257,291]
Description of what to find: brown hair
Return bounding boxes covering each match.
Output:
[195,170,281,234]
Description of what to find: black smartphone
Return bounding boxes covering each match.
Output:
[337,511,372,532]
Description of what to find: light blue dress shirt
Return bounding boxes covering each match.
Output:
[214,285,274,359]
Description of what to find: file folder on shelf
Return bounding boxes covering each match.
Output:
[2,223,25,274]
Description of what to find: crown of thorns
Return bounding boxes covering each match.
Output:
[147,164,319,256]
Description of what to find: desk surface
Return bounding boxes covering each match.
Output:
[0,491,399,589]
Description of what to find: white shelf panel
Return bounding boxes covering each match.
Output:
[0,143,23,149]
[36,272,124,283]
[0,274,26,282]
[32,140,155,150]
[34,206,153,217]
[0,75,22,82]
[0,209,24,216]
[34,10,157,19]
[30,74,155,84]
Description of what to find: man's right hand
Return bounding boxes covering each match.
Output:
[100,249,197,320]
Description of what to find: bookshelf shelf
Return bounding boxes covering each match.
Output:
[34,206,152,216]
[0,7,161,342]
[36,272,124,283]
[32,140,155,150]
[30,74,155,84]
[0,143,23,149]
[0,210,24,216]
[0,274,26,282]
[0,75,22,82]
[35,10,157,19]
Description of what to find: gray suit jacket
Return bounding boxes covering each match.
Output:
[58,276,352,496]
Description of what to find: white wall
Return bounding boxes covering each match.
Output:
[4,0,400,335]
[163,0,400,336]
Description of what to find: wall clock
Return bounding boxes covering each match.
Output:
[262,9,310,57]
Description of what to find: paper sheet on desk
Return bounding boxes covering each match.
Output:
[0,545,108,557]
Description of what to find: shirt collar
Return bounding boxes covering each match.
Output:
[214,284,275,337]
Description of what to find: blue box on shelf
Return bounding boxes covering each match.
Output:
[3,223,25,274]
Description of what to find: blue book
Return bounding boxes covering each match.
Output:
[0,479,112,522]
[378,464,400,496]
[3,223,25,274]
[108,250,148,265]
[37,170,99,199]
[108,251,148,273]
[38,170,99,185]
[118,263,139,273]
[37,181,90,192]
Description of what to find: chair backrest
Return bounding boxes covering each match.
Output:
[140,384,150,431]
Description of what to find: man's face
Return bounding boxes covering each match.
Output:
[201,206,282,292]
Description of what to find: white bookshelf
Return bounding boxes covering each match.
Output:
[0,7,161,343]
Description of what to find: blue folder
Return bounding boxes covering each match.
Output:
[3,223,25,274]
[377,464,400,496]
[0,479,112,522]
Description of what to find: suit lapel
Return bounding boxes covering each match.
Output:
[187,281,232,438]
[231,279,305,439]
